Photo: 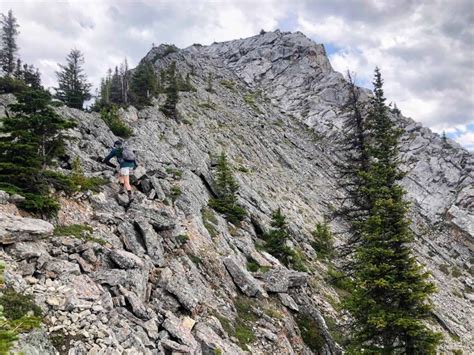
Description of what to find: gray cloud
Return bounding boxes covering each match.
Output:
[0,0,472,147]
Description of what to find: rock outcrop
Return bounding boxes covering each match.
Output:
[0,30,472,354]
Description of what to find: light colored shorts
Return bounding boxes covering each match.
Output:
[119,167,131,176]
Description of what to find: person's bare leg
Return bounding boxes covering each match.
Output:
[118,174,125,193]
[124,175,133,201]
[124,175,131,191]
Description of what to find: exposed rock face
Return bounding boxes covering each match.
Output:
[0,30,472,354]
[0,213,54,244]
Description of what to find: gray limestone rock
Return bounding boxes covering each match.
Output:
[0,213,54,244]
[223,255,267,297]
[262,269,308,293]
[109,249,145,269]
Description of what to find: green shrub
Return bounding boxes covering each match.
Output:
[220,80,235,91]
[198,98,216,110]
[439,264,450,275]
[327,267,352,295]
[100,105,132,138]
[234,297,257,349]
[0,76,27,94]
[243,94,262,114]
[188,254,203,266]
[165,167,183,179]
[170,185,182,201]
[19,192,60,216]
[54,224,106,245]
[202,208,218,238]
[54,224,93,238]
[451,266,462,278]
[45,158,107,194]
[311,221,334,259]
[246,259,260,272]
[295,313,325,352]
[176,234,189,244]
[291,248,308,272]
[70,157,108,192]
[0,289,42,321]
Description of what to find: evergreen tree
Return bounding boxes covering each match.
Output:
[119,58,129,104]
[441,131,449,148]
[55,49,92,109]
[160,61,179,118]
[208,152,246,224]
[129,60,158,109]
[109,66,123,105]
[0,88,75,215]
[205,72,214,92]
[264,208,293,265]
[336,71,371,265]
[344,68,441,353]
[0,10,19,75]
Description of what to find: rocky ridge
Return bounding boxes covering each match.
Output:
[0,30,472,354]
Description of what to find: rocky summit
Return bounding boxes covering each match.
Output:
[1,30,473,354]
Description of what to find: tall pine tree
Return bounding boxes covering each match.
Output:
[0,10,19,75]
[208,152,246,224]
[160,61,178,118]
[55,49,91,109]
[129,60,158,109]
[336,71,371,265]
[0,87,75,215]
[344,68,441,353]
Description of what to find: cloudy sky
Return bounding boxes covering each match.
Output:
[1,0,473,149]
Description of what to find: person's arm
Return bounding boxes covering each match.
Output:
[103,149,117,168]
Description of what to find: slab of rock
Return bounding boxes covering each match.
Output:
[134,218,165,267]
[0,213,53,244]
[194,322,246,355]
[278,293,299,311]
[223,256,267,297]
[119,285,150,319]
[262,269,307,293]
[6,241,48,259]
[160,339,193,354]
[42,260,81,278]
[110,249,145,269]
[162,312,198,350]
[159,267,199,312]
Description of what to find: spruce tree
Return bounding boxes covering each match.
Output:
[129,60,158,109]
[0,87,75,215]
[0,10,19,75]
[109,66,123,105]
[160,61,179,118]
[264,208,293,265]
[55,49,92,109]
[344,68,441,353]
[336,71,371,264]
[208,152,246,224]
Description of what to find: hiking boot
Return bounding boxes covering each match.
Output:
[119,185,125,194]
[128,190,134,202]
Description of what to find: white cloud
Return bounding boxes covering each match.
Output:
[294,0,473,144]
[0,0,472,150]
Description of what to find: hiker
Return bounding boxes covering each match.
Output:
[101,140,137,201]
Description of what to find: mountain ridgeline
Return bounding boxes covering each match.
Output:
[0,30,473,354]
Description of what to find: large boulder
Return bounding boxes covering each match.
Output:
[0,213,54,244]
[223,256,267,298]
[261,268,308,293]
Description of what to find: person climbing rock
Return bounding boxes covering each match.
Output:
[101,140,137,202]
